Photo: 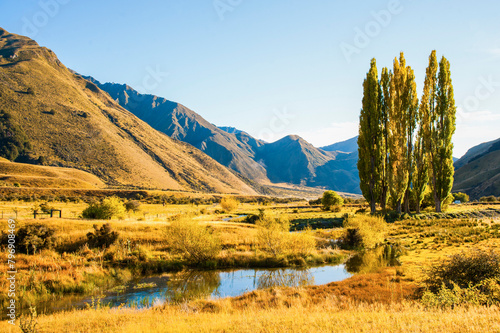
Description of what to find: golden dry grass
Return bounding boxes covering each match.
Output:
[0,160,105,189]
[1,299,499,332]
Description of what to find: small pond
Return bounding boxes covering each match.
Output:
[36,264,351,314]
[34,245,401,315]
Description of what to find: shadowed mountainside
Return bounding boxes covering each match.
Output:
[453,138,500,199]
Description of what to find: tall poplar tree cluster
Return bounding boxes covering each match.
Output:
[357,51,456,214]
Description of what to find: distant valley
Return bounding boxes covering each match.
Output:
[85,77,362,194]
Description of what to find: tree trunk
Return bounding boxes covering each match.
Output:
[380,186,387,212]
[396,200,402,214]
[370,199,376,215]
[435,197,442,213]
[416,203,421,214]
[403,189,410,214]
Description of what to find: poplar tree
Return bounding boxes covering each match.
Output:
[414,51,437,213]
[379,67,391,211]
[403,66,419,214]
[421,51,456,212]
[388,53,409,214]
[412,122,428,214]
[358,58,382,214]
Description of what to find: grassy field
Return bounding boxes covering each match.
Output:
[1,199,500,332]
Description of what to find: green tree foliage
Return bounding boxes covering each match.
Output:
[421,51,456,212]
[358,58,383,214]
[86,223,119,248]
[357,51,456,214]
[166,218,221,263]
[379,67,391,211]
[388,54,411,214]
[321,190,344,211]
[82,197,126,220]
[0,110,31,161]
[452,192,470,203]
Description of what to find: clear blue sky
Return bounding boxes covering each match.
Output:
[1,0,499,157]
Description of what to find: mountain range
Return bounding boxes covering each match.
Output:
[0,27,255,195]
[85,77,362,194]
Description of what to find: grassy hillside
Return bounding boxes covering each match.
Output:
[0,27,255,195]
[0,160,104,189]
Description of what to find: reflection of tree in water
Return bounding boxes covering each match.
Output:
[345,245,401,274]
[164,270,220,303]
[257,269,314,289]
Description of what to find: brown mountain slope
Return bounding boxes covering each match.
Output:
[0,27,255,195]
[83,77,269,182]
[0,159,104,189]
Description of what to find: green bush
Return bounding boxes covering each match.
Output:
[166,218,221,263]
[425,249,500,292]
[341,215,386,249]
[124,200,141,212]
[256,212,316,257]
[480,195,497,203]
[422,278,500,308]
[82,197,126,220]
[87,223,119,248]
[452,192,470,203]
[321,191,344,211]
[16,223,56,254]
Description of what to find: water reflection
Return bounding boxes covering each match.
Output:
[345,245,401,274]
[37,265,351,314]
[163,270,220,303]
[257,269,313,289]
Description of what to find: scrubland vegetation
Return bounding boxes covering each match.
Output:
[0,193,500,332]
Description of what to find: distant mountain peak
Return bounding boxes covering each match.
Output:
[321,136,358,153]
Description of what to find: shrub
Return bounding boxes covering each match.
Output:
[166,218,221,263]
[321,191,344,211]
[16,223,56,254]
[341,215,386,249]
[87,223,119,248]
[422,279,500,308]
[220,197,239,212]
[256,212,316,257]
[82,197,126,220]
[308,198,322,206]
[452,192,470,203]
[256,212,290,257]
[13,182,21,187]
[480,195,497,203]
[425,249,500,292]
[124,200,141,212]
